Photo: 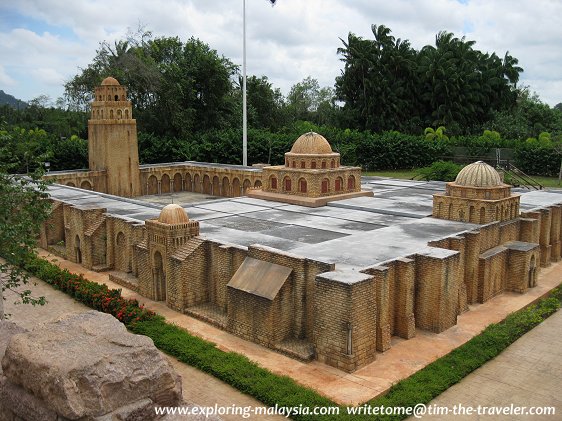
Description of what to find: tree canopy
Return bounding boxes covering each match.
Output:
[336,25,523,134]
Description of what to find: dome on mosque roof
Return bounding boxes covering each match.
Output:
[158,204,189,224]
[289,132,333,154]
[101,76,120,86]
[454,161,503,188]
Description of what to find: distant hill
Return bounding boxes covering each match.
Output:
[0,90,27,109]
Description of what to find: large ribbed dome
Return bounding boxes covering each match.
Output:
[158,204,189,224]
[101,76,120,86]
[290,132,333,154]
[455,161,502,187]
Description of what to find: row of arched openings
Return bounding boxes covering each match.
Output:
[92,108,130,119]
[271,175,356,193]
[145,173,261,197]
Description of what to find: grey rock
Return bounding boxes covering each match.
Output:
[1,311,181,420]
[0,321,27,375]
[0,376,58,421]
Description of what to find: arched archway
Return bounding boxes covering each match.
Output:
[117,109,122,119]
[212,176,220,196]
[185,173,192,192]
[222,176,230,197]
[469,206,475,222]
[75,235,82,264]
[242,179,251,195]
[479,207,486,224]
[270,176,278,190]
[298,178,307,193]
[321,178,329,194]
[66,182,76,187]
[232,178,241,196]
[173,173,182,192]
[283,176,291,192]
[254,180,262,188]
[161,174,171,194]
[193,174,201,193]
[202,174,211,195]
[115,232,128,272]
[153,251,166,301]
[335,177,343,192]
[80,180,92,190]
[147,175,158,195]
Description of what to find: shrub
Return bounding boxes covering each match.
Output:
[23,256,156,325]
[416,161,463,181]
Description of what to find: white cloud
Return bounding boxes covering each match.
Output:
[1,0,561,106]
[0,64,16,87]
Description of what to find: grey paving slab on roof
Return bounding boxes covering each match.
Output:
[519,190,562,210]
[199,222,302,251]
[329,196,433,218]
[263,225,349,244]
[230,197,290,208]
[124,211,161,221]
[262,203,414,225]
[203,215,286,232]
[289,217,477,268]
[374,187,439,200]
[183,207,232,221]
[195,201,270,215]
[242,209,385,235]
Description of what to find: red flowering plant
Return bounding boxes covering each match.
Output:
[24,256,156,326]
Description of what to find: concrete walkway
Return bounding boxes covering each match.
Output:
[2,269,283,421]
[416,309,562,420]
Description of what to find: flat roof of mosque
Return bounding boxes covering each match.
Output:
[47,177,562,270]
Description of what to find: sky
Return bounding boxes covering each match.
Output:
[0,0,561,106]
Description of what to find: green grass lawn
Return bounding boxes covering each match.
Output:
[363,169,420,179]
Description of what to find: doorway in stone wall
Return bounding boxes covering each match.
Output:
[154,251,166,301]
[528,255,537,288]
[75,235,82,264]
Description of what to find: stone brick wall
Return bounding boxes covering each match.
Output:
[227,282,293,347]
[414,251,461,333]
[248,245,333,339]
[313,271,376,372]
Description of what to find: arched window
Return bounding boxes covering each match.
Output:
[321,161,326,169]
[292,161,296,168]
[331,159,335,168]
[125,109,129,118]
[321,178,329,193]
[347,175,355,190]
[110,109,114,119]
[270,176,278,190]
[114,95,119,101]
[284,177,291,192]
[301,161,306,169]
[335,177,342,191]
[299,178,307,193]
[311,161,317,169]
[117,109,122,119]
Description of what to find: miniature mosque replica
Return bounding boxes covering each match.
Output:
[41,77,562,372]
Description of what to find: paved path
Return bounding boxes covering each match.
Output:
[414,309,562,420]
[2,269,283,421]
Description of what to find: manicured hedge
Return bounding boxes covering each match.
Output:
[17,254,562,420]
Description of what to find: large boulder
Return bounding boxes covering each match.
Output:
[0,321,27,375]
[1,311,182,420]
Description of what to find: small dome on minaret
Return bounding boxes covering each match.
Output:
[101,76,120,86]
[158,204,189,224]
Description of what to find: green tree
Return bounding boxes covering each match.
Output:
[286,76,336,125]
[65,30,237,138]
[0,129,51,319]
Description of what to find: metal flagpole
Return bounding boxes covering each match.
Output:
[242,0,248,166]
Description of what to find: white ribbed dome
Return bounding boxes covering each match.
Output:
[455,161,502,187]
